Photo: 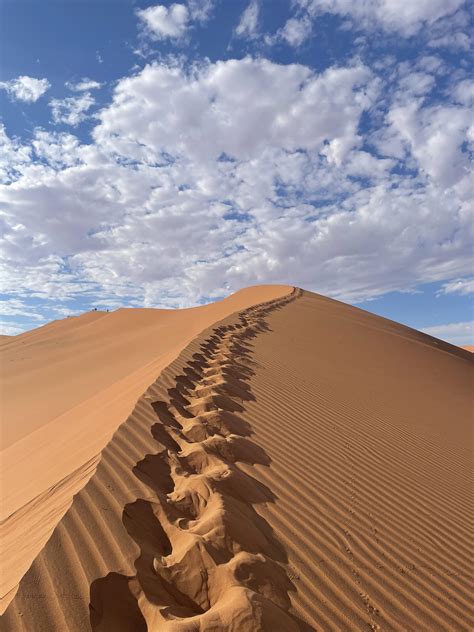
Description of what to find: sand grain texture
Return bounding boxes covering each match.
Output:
[1,288,472,631]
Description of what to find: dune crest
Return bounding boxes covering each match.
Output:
[0,285,292,615]
[1,287,472,631]
[90,290,302,631]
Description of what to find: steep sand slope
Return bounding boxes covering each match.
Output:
[0,285,291,614]
[1,288,472,631]
[0,289,300,631]
[239,291,473,630]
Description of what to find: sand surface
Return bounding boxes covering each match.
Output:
[0,285,291,614]
[1,287,472,630]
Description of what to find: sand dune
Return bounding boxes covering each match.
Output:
[1,287,472,630]
[0,285,291,614]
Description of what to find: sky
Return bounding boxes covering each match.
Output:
[0,0,473,345]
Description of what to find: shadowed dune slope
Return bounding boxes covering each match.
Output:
[0,285,291,614]
[1,288,472,631]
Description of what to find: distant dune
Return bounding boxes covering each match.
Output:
[0,287,472,631]
[462,345,474,352]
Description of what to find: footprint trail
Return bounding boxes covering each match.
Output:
[90,289,306,631]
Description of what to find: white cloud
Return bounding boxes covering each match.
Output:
[235,0,260,39]
[0,298,45,321]
[438,278,474,296]
[345,150,396,178]
[453,79,474,106]
[0,322,27,336]
[429,31,471,51]
[416,55,445,74]
[32,130,84,168]
[268,1,467,50]
[50,92,95,126]
[298,0,465,36]
[428,7,471,50]
[278,15,313,47]
[0,125,32,183]
[0,57,472,314]
[0,75,50,102]
[421,321,473,346]
[397,71,435,98]
[66,78,102,92]
[94,58,375,163]
[137,3,189,40]
[187,0,214,22]
[388,101,472,188]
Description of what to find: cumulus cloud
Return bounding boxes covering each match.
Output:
[235,0,260,39]
[266,14,313,48]
[453,79,474,106]
[94,58,375,163]
[396,71,435,98]
[137,3,189,40]
[0,75,50,102]
[421,321,473,346]
[66,78,102,92]
[388,101,472,187]
[279,15,313,46]
[0,125,32,183]
[297,0,465,36]
[429,31,470,51]
[1,57,472,314]
[32,130,84,168]
[0,322,28,336]
[50,92,95,126]
[428,6,471,50]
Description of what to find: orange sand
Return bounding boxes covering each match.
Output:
[1,287,472,630]
[0,286,291,613]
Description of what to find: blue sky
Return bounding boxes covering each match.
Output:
[0,0,473,345]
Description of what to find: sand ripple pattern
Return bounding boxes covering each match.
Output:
[3,285,470,632]
[239,291,473,632]
[90,289,305,631]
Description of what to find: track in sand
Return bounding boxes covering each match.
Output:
[1,287,472,631]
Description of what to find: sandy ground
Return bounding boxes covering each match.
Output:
[0,285,291,614]
[1,287,472,630]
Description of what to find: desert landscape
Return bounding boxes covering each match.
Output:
[2,0,473,630]
[1,285,472,631]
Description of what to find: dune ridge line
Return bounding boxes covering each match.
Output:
[1,286,471,631]
[0,285,292,616]
[90,288,304,630]
[0,288,302,631]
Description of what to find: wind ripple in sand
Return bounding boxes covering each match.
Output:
[89,290,306,631]
[3,285,471,631]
